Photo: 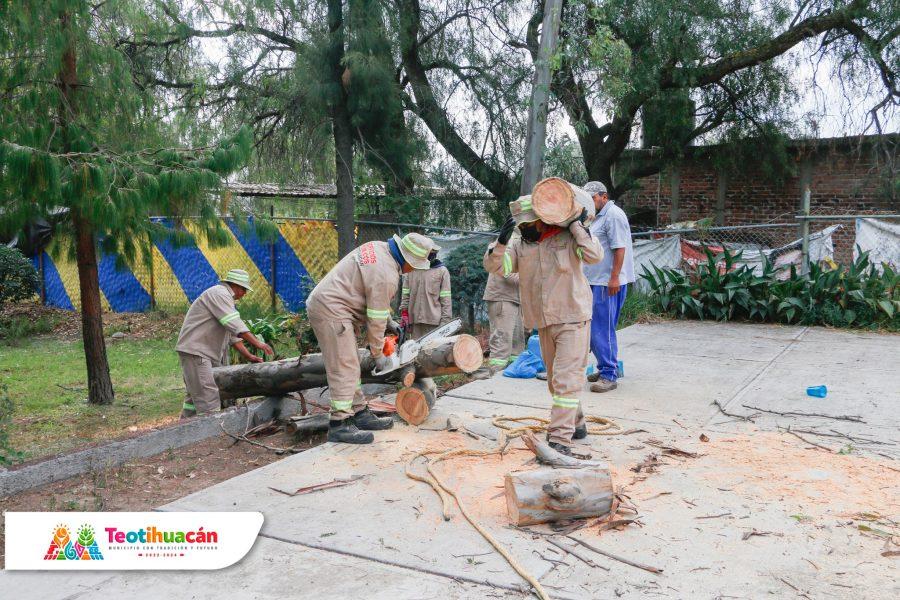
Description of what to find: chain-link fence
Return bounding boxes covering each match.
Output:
[32,216,494,314]
[630,212,899,288]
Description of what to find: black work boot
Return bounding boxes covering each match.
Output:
[353,407,394,431]
[573,424,588,440]
[327,418,374,444]
[548,441,575,456]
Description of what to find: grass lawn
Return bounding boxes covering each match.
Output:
[0,336,184,461]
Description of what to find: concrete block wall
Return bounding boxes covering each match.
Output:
[622,134,898,263]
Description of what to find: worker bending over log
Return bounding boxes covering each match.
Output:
[176,269,273,418]
[484,197,603,457]
[306,232,438,444]
[399,249,453,339]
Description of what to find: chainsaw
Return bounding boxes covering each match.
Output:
[372,318,462,376]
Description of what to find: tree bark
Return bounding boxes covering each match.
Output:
[505,466,614,526]
[58,10,114,405]
[327,0,356,257]
[213,334,482,400]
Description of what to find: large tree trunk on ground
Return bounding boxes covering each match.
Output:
[213,334,482,400]
[328,0,355,257]
[505,466,614,526]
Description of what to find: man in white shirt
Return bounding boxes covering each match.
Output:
[582,181,635,392]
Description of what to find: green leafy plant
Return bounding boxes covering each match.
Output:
[445,242,491,330]
[243,314,291,359]
[0,246,40,308]
[0,383,22,465]
[641,249,900,330]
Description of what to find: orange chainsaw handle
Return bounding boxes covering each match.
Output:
[383,335,398,356]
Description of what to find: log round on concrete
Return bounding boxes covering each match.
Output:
[396,380,435,425]
[504,466,614,526]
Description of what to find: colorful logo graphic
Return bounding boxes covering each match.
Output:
[43,524,104,561]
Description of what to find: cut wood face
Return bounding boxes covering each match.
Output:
[450,335,484,373]
[396,386,430,425]
[532,177,577,225]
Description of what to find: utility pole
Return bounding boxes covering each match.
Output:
[520,0,564,196]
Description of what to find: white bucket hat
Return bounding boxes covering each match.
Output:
[222,268,253,291]
[392,232,438,270]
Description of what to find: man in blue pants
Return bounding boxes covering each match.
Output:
[582,181,635,393]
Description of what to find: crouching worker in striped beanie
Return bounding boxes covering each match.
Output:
[175,269,274,418]
[306,232,438,444]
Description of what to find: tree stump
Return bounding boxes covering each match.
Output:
[531,177,595,226]
[504,466,614,526]
[395,380,435,425]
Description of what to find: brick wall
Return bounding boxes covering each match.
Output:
[620,134,898,262]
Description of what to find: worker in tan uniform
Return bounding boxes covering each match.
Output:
[472,230,526,380]
[398,250,452,339]
[306,232,438,444]
[484,196,603,457]
[176,269,274,418]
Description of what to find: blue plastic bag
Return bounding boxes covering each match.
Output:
[504,335,545,378]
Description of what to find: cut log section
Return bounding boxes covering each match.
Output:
[505,466,614,526]
[396,380,436,425]
[531,177,595,226]
[214,334,482,400]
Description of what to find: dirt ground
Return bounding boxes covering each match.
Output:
[1,301,184,341]
[0,429,322,568]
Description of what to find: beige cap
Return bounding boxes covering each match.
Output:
[509,195,540,226]
[221,268,253,291]
[393,232,438,270]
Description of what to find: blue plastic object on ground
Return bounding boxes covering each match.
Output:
[806,385,828,398]
[617,360,624,378]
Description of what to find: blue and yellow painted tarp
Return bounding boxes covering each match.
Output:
[31,219,339,313]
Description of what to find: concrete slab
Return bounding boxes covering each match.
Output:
[4,321,898,599]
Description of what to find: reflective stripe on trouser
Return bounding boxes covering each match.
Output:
[487,300,523,365]
[537,321,589,446]
[308,310,367,420]
[178,352,222,417]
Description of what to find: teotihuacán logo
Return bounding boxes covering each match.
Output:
[5,512,263,570]
[44,523,104,561]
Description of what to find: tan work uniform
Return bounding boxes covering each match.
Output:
[484,225,603,446]
[399,266,452,340]
[175,284,248,417]
[306,241,400,420]
[483,272,525,368]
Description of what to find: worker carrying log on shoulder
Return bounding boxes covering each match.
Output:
[398,249,453,340]
[484,197,603,457]
[176,269,274,418]
[306,232,438,444]
[472,228,526,380]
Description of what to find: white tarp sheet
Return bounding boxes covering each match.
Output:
[632,235,682,291]
[855,218,900,270]
[733,225,840,278]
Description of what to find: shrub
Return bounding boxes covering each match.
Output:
[0,383,21,466]
[641,248,900,330]
[0,246,40,308]
[444,242,490,329]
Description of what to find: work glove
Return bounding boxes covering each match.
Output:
[497,216,516,245]
[569,208,589,233]
[373,354,394,373]
[400,310,410,329]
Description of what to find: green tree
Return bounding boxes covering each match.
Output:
[0,246,40,308]
[0,1,251,404]
[395,0,897,201]
[124,0,428,256]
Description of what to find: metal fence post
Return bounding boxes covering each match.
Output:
[800,186,811,276]
[270,204,277,312]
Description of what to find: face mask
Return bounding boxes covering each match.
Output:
[519,224,540,243]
